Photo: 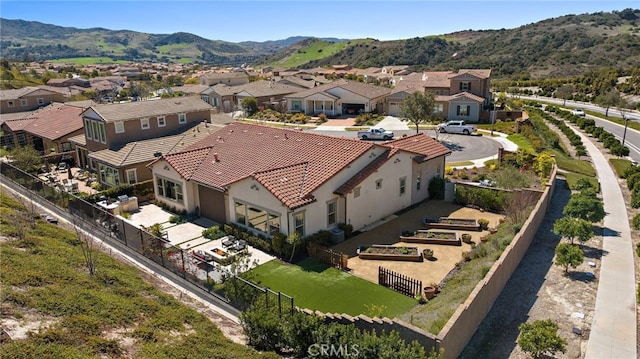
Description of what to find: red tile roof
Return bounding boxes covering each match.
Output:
[158,122,374,209]
[2,103,84,140]
[334,149,396,195]
[382,133,452,162]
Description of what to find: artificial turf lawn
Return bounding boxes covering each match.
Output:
[248,258,417,318]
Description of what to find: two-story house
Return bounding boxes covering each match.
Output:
[147,122,451,236]
[0,103,87,165]
[70,96,212,187]
[0,87,66,114]
[386,69,492,122]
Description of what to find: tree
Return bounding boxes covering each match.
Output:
[287,231,303,262]
[594,88,621,117]
[563,192,606,223]
[518,319,567,358]
[74,222,101,276]
[553,216,593,244]
[400,91,436,134]
[554,242,584,273]
[8,146,43,174]
[554,84,574,106]
[241,97,259,116]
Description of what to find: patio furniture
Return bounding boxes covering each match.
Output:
[221,235,237,248]
[57,162,67,172]
[233,239,247,251]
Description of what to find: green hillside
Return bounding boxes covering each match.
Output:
[259,38,374,69]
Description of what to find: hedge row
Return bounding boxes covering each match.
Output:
[540,106,587,156]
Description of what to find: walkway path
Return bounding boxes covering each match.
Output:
[573,127,637,358]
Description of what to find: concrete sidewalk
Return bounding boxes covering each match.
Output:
[572,126,637,358]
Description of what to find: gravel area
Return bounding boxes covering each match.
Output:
[460,178,602,358]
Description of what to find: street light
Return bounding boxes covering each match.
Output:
[491,97,498,136]
[622,115,629,147]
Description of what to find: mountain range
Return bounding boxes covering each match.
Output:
[1,8,640,79]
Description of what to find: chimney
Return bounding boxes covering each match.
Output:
[213,153,219,162]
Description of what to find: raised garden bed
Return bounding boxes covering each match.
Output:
[424,217,480,231]
[399,230,461,246]
[357,245,422,262]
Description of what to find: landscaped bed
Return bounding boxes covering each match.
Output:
[424,217,480,231]
[400,230,461,246]
[357,245,422,262]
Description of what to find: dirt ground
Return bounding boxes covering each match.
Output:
[333,201,504,289]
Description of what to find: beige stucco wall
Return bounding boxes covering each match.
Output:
[149,159,194,213]
[447,100,481,122]
[411,156,446,204]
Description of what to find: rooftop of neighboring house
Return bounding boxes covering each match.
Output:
[201,71,249,80]
[170,84,211,94]
[450,69,492,79]
[83,96,211,123]
[0,86,44,100]
[2,103,85,140]
[286,79,392,100]
[89,122,214,167]
[235,80,303,98]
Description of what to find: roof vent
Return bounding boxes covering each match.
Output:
[153,151,162,157]
[213,153,219,162]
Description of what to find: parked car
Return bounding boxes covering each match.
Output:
[357,128,394,140]
[437,120,477,135]
[572,108,585,116]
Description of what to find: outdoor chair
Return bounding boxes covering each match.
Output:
[233,239,247,251]
[221,235,237,248]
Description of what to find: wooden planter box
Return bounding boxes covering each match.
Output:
[357,245,422,262]
[399,230,461,246]
[424,217,481,231]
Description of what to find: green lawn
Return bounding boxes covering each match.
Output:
[610,158,633,178]
[550,149,596,177]
[564,172,600,192]
[506,134,534,152]
[249,259,417,318]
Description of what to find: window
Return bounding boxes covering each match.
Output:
[115,121,125,133]
[434,104,444,114]
[375,179,383,190]
[354,186,361,198]
[327,200,337,227]
[294,212,305,236]
[98,164,120,186]
[456,105,470,117]
[291,100,302,111]
[416,175,422,191]
[157,116,166,127]
[460,82,471,91]
[7,101,14,108]
[98,122,106,143]
[85,119,93,139]
[20,99,28,107]
[37,98,44,105]
[202,96,209,104]
[178,113,187,124]
[156,176,183,203]
[235,202,247,226]
[92,121,99,141]
[234,201,281,235]
[140,118,150,129]
[126,169,137,184]
[399,177,406,196]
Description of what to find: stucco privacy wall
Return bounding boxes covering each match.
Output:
[436,165,557,358]
[300,165,557,358]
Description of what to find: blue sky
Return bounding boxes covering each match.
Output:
[1,1,638,42]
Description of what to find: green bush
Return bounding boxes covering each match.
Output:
[633,213,640,231]
[428,177,445,200]
[478,218,490,230]
[201,225,226,240]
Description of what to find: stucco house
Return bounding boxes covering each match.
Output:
[0,86,66,114]
[148,122,451,237]
[284,79,391,116]
[70,96,212,187]
[385,69,492,122]
[199,71,250,86]
[0,103,86,164]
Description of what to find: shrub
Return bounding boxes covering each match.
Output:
[633,214,640,231]
[478,218,490,230]
[202,225,226,240]
[337,223,353,239]
[428,177,445,200]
